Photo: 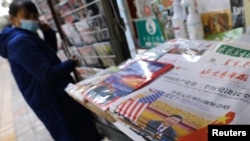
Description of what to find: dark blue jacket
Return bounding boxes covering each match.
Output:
[0,26,103,141]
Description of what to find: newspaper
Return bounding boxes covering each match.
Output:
[111,59,250,140]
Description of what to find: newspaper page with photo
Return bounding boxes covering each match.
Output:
[112,60,250,141]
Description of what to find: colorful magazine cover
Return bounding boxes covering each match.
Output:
[83,59,174,111]
[65,66,119,102]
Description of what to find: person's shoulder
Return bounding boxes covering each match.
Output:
[8,29,36,44]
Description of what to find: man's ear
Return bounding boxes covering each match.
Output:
[9,15,15,24]
[9,15,17,26]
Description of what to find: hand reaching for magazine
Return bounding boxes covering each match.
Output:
[39,20,51,32]
[70,55,81,67]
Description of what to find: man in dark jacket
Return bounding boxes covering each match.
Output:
[0,0,103,141]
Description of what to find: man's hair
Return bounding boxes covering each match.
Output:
[9,0,38,16]
[169,114,183,121]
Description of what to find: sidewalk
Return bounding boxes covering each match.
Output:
[0,57,53,141]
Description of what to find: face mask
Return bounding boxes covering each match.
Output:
[20,20,39,33]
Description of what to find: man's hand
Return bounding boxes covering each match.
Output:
[39,20,51,32]
[70,55,81,66]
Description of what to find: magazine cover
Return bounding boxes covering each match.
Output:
[230,0,244,28]
[93,42,116,67]
[81,31,98,45]
[36,0,50,15]
[56,1,79,23]
[75,67,104,80]
[113,60,250,141]
[68,0,84,9]
[56,1,72,16]
[86,14,107,30]
[150,0,174,40]
[201,9,233,36]
[61,23,78,37]
[67,46,85,65]
[83,59,174,111]
[65,66,120,102]
[77,45,102,67]
[94,28,109,42]
[74,19,90,34]
[61,23,84,46]
[134,0,155,18]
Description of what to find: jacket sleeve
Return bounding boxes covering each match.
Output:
[42,28,58,52]
[8,35,75,85]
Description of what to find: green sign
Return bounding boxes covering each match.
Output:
[135,17,165,48]
[216,44,250,58]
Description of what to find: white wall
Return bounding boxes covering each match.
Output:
[0,0,11,31]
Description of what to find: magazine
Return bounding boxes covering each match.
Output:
[56,1,72,16]
[61,23,84,46]
[86,14,107,31]
[93,42,116,67]
[74,19,90,34]
[83,59,174,111]
[75,66,104,79]
[77,45,101,67]
[37,0,50,15]
[65,66,120,102]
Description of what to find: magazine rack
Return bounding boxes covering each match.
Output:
[33,0,132,80]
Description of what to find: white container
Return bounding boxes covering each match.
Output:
[172,0,188,39]
[185,0,204,40]
[181,0,204,40]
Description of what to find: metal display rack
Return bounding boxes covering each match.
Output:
[33,0,132,72]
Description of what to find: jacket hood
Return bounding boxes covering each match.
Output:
[0,26,17,58]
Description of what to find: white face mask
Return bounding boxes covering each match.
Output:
[20,20,39,33]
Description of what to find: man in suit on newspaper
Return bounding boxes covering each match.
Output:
[145,114,183,141]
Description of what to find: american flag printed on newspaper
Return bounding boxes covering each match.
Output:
[115,88,165,122]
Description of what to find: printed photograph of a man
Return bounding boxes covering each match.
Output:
[145,114,183,141]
